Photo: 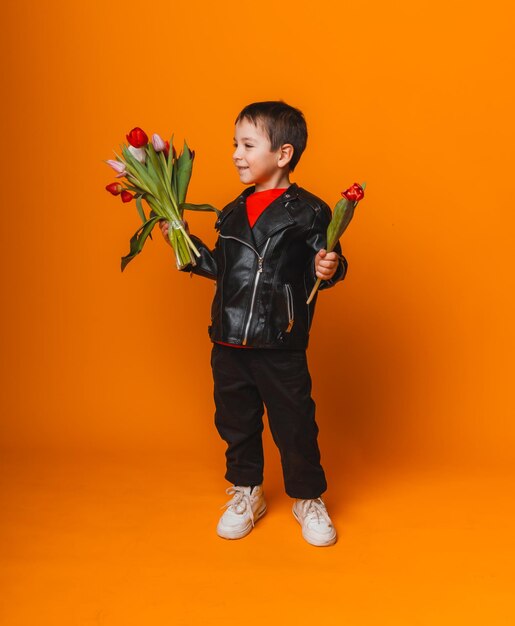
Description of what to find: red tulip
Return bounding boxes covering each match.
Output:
[106,182,123,195]
[306,181,366,304]
[341,183,365,202]
[121,190,133,203]
[126,127,148,148]
[164,140,170,158]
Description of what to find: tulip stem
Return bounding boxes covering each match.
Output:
[178,225,201,257]
[306,278,322,305]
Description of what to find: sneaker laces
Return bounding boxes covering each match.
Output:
[220,486,256,527]
[300,498,333,527]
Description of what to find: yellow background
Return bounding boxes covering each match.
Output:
[1,0,514,624]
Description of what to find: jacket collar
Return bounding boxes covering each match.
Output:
[217,182,299,250]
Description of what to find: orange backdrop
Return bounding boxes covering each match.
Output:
[2,2,515,625]
[2,0,513,471]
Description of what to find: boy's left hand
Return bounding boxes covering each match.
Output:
[314,249,339,280]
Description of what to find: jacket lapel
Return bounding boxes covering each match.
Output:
[217,183,299,251]
[251,183,298,248]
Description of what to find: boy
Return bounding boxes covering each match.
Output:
[159,101,348,547]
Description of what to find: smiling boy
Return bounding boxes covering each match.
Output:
[160,101,348,546]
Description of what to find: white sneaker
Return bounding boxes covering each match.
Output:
[292,497,337,546]
[217,484,267,539]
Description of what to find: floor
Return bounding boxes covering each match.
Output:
[1,450,513,625]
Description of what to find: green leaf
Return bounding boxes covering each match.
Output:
[121,215,162,272]
[146,143,168,189]
[326,198,355,251]
[166,133,175,181]
[144,194,168,219]
[135,195,153,241]
[176,138,193,206]
[159,150,172,194]
[123,184,139,193]
[142,149,165,201]
[179,202,221,216]
[171,153,178,201]
[135,195,147,223]
[121,145,158,197]
[126,173,144,189]
[154,145,178,210]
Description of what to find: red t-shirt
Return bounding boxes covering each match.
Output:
[215,187,288,348]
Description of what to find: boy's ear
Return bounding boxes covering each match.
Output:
[278,143,294,167]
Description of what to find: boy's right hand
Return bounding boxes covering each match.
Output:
[158,218,190,247]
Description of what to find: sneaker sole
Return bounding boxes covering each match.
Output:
[292,506,337,547]
[217,502,268,540]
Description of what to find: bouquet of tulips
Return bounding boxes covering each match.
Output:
[105,126,219,271]
[306,182,366,304]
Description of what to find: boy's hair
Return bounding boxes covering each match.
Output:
[235,100,308,172]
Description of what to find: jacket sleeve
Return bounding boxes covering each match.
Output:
[178,233,218,281]
[304,202,348,293]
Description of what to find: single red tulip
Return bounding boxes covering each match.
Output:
[341,183,365,202]
[164,140,170,158]
[106,182,123,195]
[126,127,148,148]
[121,190,133,203]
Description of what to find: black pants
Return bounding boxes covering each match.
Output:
[210,343,327,499]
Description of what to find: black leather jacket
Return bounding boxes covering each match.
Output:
[180,182,348,349]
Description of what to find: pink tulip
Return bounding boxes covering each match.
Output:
[107,159,127,178]
[152,133,166,152]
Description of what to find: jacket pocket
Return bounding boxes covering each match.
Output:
[284,283,294,333]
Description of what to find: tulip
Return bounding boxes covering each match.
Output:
[106,159,127,178]
[105,128,217,272]
[306,182,366,304]
[341,182,365,202]
[126,127,148,148]
[106,182,123,195]
[152,133,166,152]
[128,145,146,164]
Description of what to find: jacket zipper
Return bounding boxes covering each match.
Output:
[219,235,271,346]
[218,234,260,257]
[285,284,294,332]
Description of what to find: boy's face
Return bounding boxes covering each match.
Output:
[232,118,287,187]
